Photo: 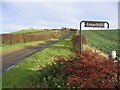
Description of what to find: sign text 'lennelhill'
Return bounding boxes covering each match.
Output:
[84,21,105,28]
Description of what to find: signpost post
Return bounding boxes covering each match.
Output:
[79,20,109,54]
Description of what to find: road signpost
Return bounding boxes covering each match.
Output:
[79,21,120,89]
[79,20,109,54]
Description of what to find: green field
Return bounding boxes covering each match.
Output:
[11,29,61,34]
[83,29,119,57]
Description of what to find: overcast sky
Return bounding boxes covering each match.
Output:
[1,0,119,33]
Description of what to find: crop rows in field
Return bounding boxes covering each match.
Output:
[82,30,119,57]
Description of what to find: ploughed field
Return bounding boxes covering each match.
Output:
[82,30,119,57]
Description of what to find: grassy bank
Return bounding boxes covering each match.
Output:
[2,33,74,88]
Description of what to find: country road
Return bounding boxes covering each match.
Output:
[2,32,73,73]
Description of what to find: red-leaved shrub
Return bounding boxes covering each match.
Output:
[56,50,118,88]
[72,34,86,49]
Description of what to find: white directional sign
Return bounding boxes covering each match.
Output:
[84,21,105,28]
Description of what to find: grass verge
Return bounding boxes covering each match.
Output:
[2,39,57,54]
